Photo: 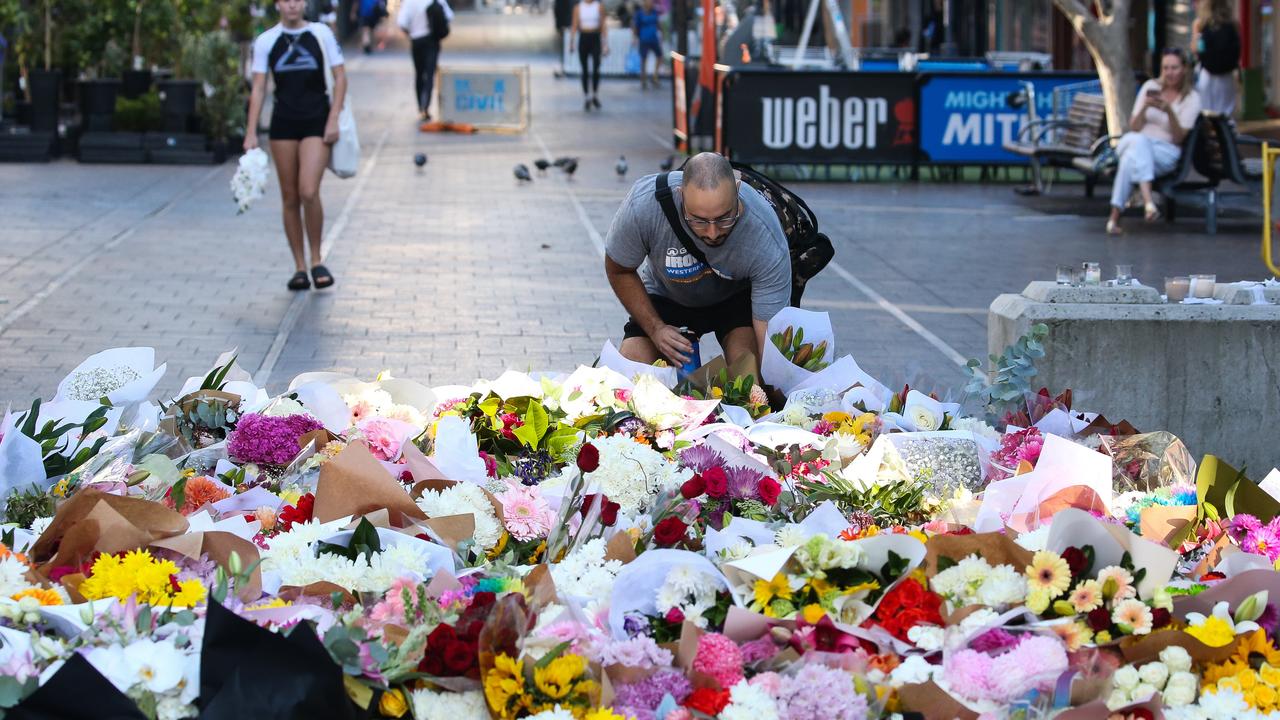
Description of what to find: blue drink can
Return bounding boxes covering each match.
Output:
[678,328,701,377]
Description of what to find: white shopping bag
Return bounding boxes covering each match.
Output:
[760,307,836,394]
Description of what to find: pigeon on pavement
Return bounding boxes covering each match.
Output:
[514,164,533,182]
[659,154,675,171]
[615,155,628,178]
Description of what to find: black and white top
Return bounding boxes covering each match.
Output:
[252,23,344,119]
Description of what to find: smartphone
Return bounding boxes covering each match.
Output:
[1146,89,1160,99]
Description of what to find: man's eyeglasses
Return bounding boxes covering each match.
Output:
[684,202,742,230]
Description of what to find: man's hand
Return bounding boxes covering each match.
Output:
[650,325,693,365]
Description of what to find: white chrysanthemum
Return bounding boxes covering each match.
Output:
[718,541,753,562]
[410,689,488,720]
[274,542,432,594]
[774,525,808,548]
[260,520,347,576]
[0,555,34,597]
[580,435,691,515]
[550,538,622,600]
[950,416,1001,443]
[27,516,54,538]
[416,483,502,551]
[721,680,778,720]
[889,654,938,687]
[1014,525,1050,552]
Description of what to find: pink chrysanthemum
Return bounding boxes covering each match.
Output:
[692,633,744,689]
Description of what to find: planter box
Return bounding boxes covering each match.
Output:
[79,79,121,133]
[158,79,200,133]
[145,131,220,164]
[78,131,147,163]
[121,70,153,99]
[29,70,62,133]
[0,130,56,162]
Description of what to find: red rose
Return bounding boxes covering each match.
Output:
[1151,607,1172,630]
[894,579,925,609]
[399,469,413,483]
[683,688,731,715]
[470,591,496,610]
[443,640,476,674]
[703,467,728,498]
[665,607,686,624]
[576,443,600,473]
[757,476,782,506]
[1086,607,1111,632]
[653,516,688,547]
[458,620,485,642]
[427,623,457,648]
[1061,546,1089,578]
[877,592,902,617]
[278,493,315,531]
[580,494,620,527]
[681,475,706,499]
[418,653,444,676]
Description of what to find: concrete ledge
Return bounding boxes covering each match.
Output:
[989,293,1280,473]
[1022,281,1163,305]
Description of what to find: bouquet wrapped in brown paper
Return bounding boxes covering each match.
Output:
[313,441,426,527]
[30,488,188,573]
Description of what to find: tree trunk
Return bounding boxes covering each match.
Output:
[1052,0,1136,137]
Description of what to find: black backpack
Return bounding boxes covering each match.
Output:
[1199,22,1240,75]
[654,163,835,307]
[427,0,450,40]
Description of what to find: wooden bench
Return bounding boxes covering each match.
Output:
[1003,92,1108,195]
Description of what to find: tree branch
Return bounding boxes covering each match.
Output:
[1051,0,1094,21]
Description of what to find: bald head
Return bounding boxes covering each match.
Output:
[683,152,734,191]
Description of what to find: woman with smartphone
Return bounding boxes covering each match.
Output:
[1105,48,1202,235]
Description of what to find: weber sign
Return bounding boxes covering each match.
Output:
[723,71,916,165]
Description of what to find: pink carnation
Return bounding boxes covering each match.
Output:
[226,413,324,465]
[358,418,415,462]
[495,482,555,541]
[987,635,1068,702]
[692,633,744,689]
[943,649,995,701]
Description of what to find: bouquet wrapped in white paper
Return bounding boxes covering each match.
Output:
[230,148,270,214]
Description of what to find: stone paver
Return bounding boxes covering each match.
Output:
[0,10,1271,408]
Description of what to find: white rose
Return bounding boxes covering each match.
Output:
[1138,661,1169,689]
[1166,672,1199,691]
[1131,683,1159,701]
[1160,646,1194,674]
[903,390,944,431]
[1106,689,1133,711]
[1113,665,1141,691]
[1164,683,1197,707]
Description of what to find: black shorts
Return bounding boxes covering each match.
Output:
[622,290,754,343]
[269,113,328,141]
[360,13,381,28]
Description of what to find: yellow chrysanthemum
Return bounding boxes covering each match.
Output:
[1239,669,1260,691]
[584,709,628,720]
[534,654,587,700]
[801,604,826,624]
[1188,615,1238,648]
[753,573,794,609]
[1025,551,1071,599]
[245,598,292,611]
[1217,676,1243,693]
[1256,683,1279,709]
[169,579,206,608]
[11,587,63,606]
[1261,663,1280,689]
[277,487,303,506]
[1203,659,1247,686]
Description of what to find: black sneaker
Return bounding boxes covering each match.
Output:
[592,96,602,109]
[584,98,592,111]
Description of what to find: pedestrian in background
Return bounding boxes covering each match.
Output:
[352,0,387,54]
[1192,0,1240,116]
[1105,48,1201,235]
[633,0,662,89]
[571,0,608,111]
[245,0,347,290]
[400,0,455,121]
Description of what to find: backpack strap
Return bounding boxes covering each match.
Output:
[654,172,710,269]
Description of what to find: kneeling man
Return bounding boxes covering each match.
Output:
[603,152,791,372]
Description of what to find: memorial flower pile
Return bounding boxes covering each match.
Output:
[4,315,1280,719]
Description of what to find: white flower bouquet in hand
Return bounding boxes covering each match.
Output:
[230,148,270,214]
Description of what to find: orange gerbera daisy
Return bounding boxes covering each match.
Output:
[168,476,231,515]
[12,587,63,606]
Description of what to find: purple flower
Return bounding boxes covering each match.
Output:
[1230,514,1264,542]
[775,663,870,720]
[613,669,692,711]
[623,614,650,638]
[739,636,781,664]
[725,466,764,501]
[679,445,723,473]
[1259,603,1280,638]
[226,413,324,465]
[970,628,1020,654]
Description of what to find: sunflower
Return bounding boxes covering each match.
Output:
[1025,551,1071,599]
[533,654,587,701]
[484,654,526,717]
[1203,658,1248,686]
[1235,630,1280,668]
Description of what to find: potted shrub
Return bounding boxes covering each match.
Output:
[77,40,127,131]
[182,30,244,161]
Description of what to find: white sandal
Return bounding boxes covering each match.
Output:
[1106,219,1124,235]
[1144,202,1161,223]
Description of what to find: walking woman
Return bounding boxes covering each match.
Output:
[1192,0,1241,116]
[245,0,347,290]
[1105,48,1202,235]
[570,0,608,111]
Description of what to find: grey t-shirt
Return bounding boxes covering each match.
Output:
[604,172,791,322]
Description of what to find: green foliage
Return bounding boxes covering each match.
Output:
[16,398,110,479]
[963,323,1050,425]
[179,30,245,140]
[798,471,926,526]
[200,353,238,391]
[316,518,383,564]
[114,89,162,131]
[2,484,57,528]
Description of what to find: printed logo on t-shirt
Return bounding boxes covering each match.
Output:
[275,39,319,73]
[663,247,731,283]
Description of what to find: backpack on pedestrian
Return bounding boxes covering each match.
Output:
[654,162,836,307]
[427,0,451,40]
[1198,22,1240,75]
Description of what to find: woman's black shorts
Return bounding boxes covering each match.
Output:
[269,113,328,141]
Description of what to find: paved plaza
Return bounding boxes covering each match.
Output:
[0,10,1271,408]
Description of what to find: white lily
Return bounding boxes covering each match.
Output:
[1185,600,1261,637]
